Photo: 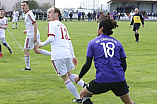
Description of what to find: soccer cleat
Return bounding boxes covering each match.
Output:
[16,27,17,29]
[9,48,13,53]
[73,98,82,103]
[13,28,14,29]
[0,53,2,57]
[22,67,31,70]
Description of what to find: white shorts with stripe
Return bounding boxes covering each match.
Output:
[24,34,40,50]
[51,58,75,76]
[0,31,5,39]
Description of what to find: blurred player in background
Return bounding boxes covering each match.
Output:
[12,8,19,29]
[21,1,51,70]
[75,19,135,104]
[39,7,86,103]
[130,8,144,42]
[129,10,135,21]
[0,9,13,57]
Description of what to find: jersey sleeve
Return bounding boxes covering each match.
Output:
[140,14,144,25]
[86,41,94,57]
[47,22,55,37]
[130,15,134,25]
[28,12,36,24]
[4,18,8,25]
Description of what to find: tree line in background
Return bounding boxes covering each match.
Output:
[14,0,51,12]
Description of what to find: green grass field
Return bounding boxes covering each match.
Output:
[0,20,157,104]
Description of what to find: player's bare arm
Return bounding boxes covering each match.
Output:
[33,22,37,43]
[0,24,7,29]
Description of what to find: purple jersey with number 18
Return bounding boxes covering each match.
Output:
[86,34,126,83]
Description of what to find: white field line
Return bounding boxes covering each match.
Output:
[7,28,24,51]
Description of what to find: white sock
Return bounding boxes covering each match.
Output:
[82,97,91,103]
[13,24,14,28]
[69,74,85,87]
[65,79,80,99]
[25,55,30,69]
[40,50,51,56]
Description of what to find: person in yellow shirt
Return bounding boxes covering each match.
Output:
[130,8,144,42]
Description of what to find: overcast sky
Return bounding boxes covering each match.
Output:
[55,0,109,8]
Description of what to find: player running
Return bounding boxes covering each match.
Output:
[39,7,86,103]
[21,1,51,70]
[12,8,19,29]
[130,8,144,42]
[75,19,135,104]
[0,9,13,57]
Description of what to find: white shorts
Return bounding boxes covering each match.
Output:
[24,34,40,50]
[12,18,18,23]
[51,58,75,76]
[0,31,5,39]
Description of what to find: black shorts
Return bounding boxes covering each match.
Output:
[86,80,129,97]
[133,23,141,31]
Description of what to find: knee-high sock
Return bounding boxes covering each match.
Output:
[40,50,51,56]
[13,24,14,28]
[25,55,30,69]
[69,74,85,87]
[135,34,139,41]
[65,79,80,99]
[82,97,93,104]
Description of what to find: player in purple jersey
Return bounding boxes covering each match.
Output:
[75,19,135,104]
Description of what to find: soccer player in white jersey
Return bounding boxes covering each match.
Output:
[39,7,86,103]
[12,8,19,29]
[0,9,13,57]
[129,10,135,21]
[21,1,51,70]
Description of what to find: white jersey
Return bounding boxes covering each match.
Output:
[130,12,135,21]
[0,16,8,33]
[13,11,19,19]
[25,10,39,38]
[48,20,74,60]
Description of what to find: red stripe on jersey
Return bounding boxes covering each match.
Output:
[47,34,55,37]
[48,23,49,34]
[26,38,29,48]
[52,60,60,74]
[5,18,8,25]
[25,10,30,14]
[65,80,71,85]
[28,14,36,24]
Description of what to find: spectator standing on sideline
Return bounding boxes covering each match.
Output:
[93,11,96,21]
[130,8,144,42]
[82,11,85,21]
[69,12,73,21]
[97,11,100,23]
[87,12,91,21]
[78,12,81,21]
[39,6,87,103]
[43,11,47,21]
[113,10,118,20]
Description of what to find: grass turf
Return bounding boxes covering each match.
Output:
[0,20,157,104]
